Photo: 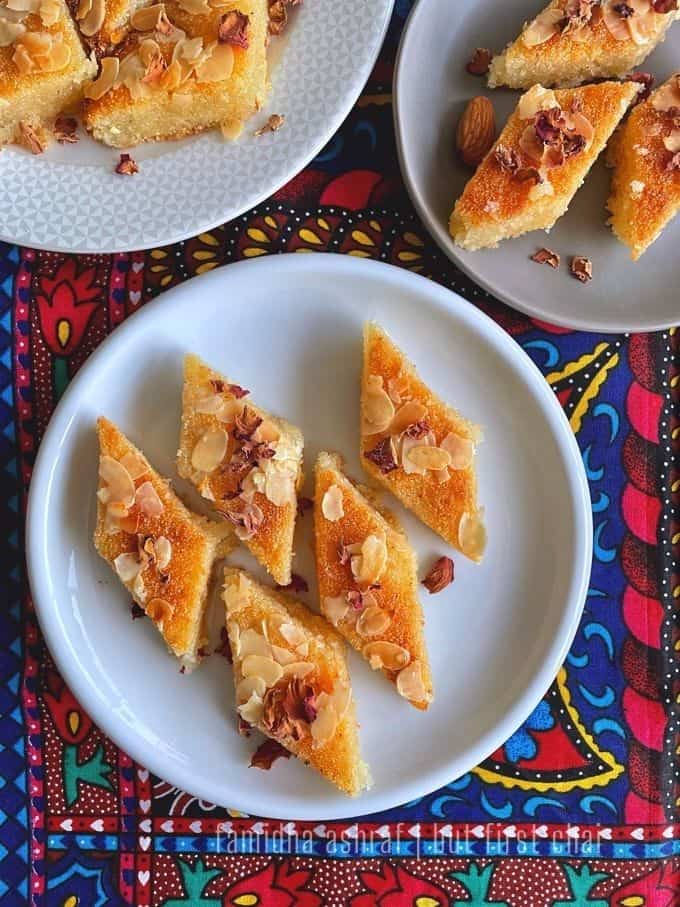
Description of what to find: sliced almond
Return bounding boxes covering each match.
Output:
[136,481,164,517]
[356,605,392,638]
[239,628,272,658]
[458,510,487,561]
[282,661,314,678]
[406,445,451,471]
[99,455,135,507]
[85,56,119,100]
[236,675,266,703]
[241,654,283,687]
[253,419,280,444]
[271,644,296,666]
[363,376,395,433]
[113,552,142,583]
[132,573,146,602]
[440,432,474,470]
[154,535,172,570]
[350,533,387,586]
[664,130,680,152]
[238,690,264,724]
[329,682,351,722]
[321,484,344,522]
[120,450,147,480]
[652,75,680,113]
[194,391,224,414]
[389,401,427,435]
[0,19,26,46]
[362,641,411,672]
[191,427,228,473]
[321,595,349,626]
[39,0,61,26]
[396,661,429,704]
[310,695,337,746]
[130,2,165,30]
[194,40,234,82]
[177,0,210,12]
[522,5,563,47]
[146,597,173,622]
[264,468,295,507]
[79,0,105,35]
[517,84,559,121]
[279,622,305,648]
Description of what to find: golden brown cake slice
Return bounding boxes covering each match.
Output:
[488,0,678,89]
[314,452,433,710]
[0,0,97,148]
[82,0,268,147]
[607,72,680,259]
[360,323,486,562]
[450,81,639,250]
[94,417,230,670]
[223,568,371,796]
[177,353,304,587]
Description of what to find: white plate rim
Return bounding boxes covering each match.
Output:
[25,253,593,819]
[0,1,394,255]
[392,0,678,334]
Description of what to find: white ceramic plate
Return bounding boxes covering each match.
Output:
[0,0,393,254]
[394,0,680,332]
[26,254,591,820]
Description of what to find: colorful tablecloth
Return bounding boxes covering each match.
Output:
[2,3,679,904]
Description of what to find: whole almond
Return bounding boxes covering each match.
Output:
[456,96,496,167]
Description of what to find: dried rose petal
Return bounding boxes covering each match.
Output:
[531,247,560,268]
[346,589,366,610]
[218,10,249,47]
[296,496,313,517]
[116,153,138,175]
[665,151,680,171]
[563,133,586,157]
[403,420,431,439]
[494,144,520,174]
[215,627,233,662]
[254,114,285,136]
[613,1,634,15]
[228,383,249,399]
[534,107,564,145]
[278,573,309,594]
[238,716,252,737]
[626,71,655,103]
[364,436,397,473]
[233,406,262,440]
[465,47,492,75]
[250,738,291,769]
[570,256,593,283]
[54,115,78,144]
[652,0,677,10]
[268,0,287,34]
[19,122,46,155]
[422,556,455,594]
[515,166,543,184]
[130,602,146,620]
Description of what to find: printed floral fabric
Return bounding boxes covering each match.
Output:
[0,2,678,904]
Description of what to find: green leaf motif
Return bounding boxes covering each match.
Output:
[553,865,609,907]
[161,858,222,906]
[63,744,113,808]
[451,863,511,906]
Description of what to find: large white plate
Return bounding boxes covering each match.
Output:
[26,254,591,820]
[394,0,680,332]
[0,0,393,254]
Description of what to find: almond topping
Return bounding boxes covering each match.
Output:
[192,427,228,473]
[99,455,136,507]
[146,597,173,622]
[406,445,451,471]
[0,19,26,47]
[663,130,680,152]
[522,6,563,46]
[456,96,496,167]
[239,628,272,658]
[362,641,411,672]
[79,0,105,35]
[389,401,427,435]
[113,552,142,583]
[321,484,344,522]
[282,661,315,679]
[279,622,305,647]
[458,510,487,561]
[236,675,266,703]
[440,432,474,470]
[356,605,392,638]
[321,595,349,626]
[195,41,234,82]
[84,56,119,100]
[130,3,166,30]
[310,695,337,746]
[518,85,559,121]
[177,0,210,12]
[120,450,147,480]
[271,644,296,666]
[135,480,163,517]
[651,74,680,112]
[264,467,295,508]
[330,682,351,721]
[363,377,395,433]
[350,533,388,587]
[238,690,264,724]
[241,654,284,687]
[195,391,224,414]
[396,661,429,703]
[154,535,172,570]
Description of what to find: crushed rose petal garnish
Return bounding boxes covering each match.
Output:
[570,256,593,283]
[422,556,455,594]
[218,10,250,47]
[494,144,520,174]
[238,716,252,737]
[465,47,492,75]
[250,738,291,770]
[531,247,560,268]
[115,153,139,176]
[364,436,398,473]
[19,122,46,155]
[296,496,313,517]
[54,116,78,144]
[130,602,146,620]
[215,627,233,662]
[228,383,249,398]
[254,113,285,136]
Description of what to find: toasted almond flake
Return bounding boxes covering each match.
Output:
[401,433,429,475]
[192,427,228,473]
[321,484,344,522]
[630,179,645,197]
[663,130,680,152]
[362,641,411,672]
[136,481,163,517]
[99,455,135,507]
[440,432,474,469]
[39,0,60,26]
[356,605,392,638]
[271,644,296,665]
[396,661,429,703]
[79,0,104,34]
[282,661,315,678]
[264,468,295,507]
[389,401,427,435]
[0,19,26,46]
[310,696,337,746]
[238,690,264,724]
[321,595,349,626]
[120,451,147,480]
[518,85,559,120]
[330,682,351,721]
[113,552,142,583]
[130,2,165,30]
[406,445,451,471]
[253,419,280,444]
[458,510,487,560]
[239,628,272,658]
[522,6,563,46]
[350,533,388,587]
[236,675,266,703]
[154,535,172,570]
[279,622,305,648]
[132,573,146,602]
[194,391,224,414]
[177,0,210,12]
[195,40,234,82]
[84,56,119,100]
[363,377,395,433]
[146,597,173,622]
[241,654,283,687]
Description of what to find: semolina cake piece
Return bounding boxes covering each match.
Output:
[314,452,433,711]
[450,81,639,250]
[360,323,486,562]
[82,0,268,147]
[488,0,679,90]
[94,417,231,670]
[177,354,304,587]
[607,72,680,259]
[223,568,372,796]
[0,0,97,148]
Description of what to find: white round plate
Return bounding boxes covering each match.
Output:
[394,0,680,332]
[0,0,393,254]
[26,254,591,820]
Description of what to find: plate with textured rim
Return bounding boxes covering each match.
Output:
[26,254,591,819]
[0,0,393,254]
[394,0,680,332]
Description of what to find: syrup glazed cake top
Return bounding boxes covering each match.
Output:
[488,0,679,89]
